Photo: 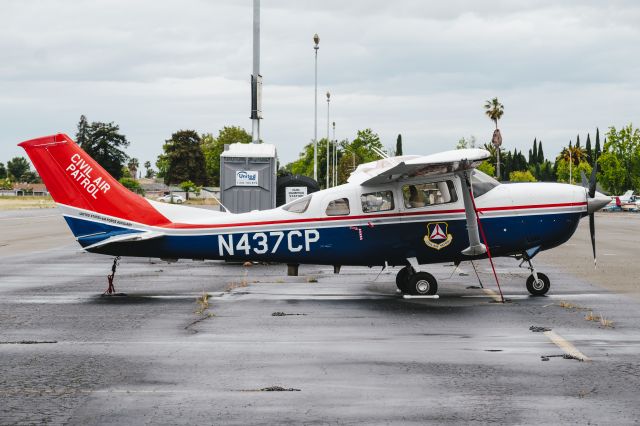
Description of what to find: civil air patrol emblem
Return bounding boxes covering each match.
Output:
[424,222,453,250]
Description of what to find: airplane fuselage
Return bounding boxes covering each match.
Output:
[63,175,587,267]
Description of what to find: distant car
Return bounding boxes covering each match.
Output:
[157,194,184,204]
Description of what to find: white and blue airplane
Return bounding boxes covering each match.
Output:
[20,134,610,297]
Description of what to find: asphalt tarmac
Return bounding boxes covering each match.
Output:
[1,209,640,425]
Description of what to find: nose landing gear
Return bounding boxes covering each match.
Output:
[520,256,550,296]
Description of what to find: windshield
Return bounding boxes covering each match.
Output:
[281,194,312,213]
[471,170,500,197]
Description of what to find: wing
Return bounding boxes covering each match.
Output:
[349,149,490,186]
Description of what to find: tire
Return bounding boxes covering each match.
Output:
[406,272,438,296]
[176,199,183,204]
[526,272,550,296]
[395,266,412,291]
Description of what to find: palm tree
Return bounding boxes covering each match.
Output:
[484,97,504,129]
[127,158,139,180]
[484,97,505,179]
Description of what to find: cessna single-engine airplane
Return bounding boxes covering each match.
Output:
[20,134,610,297]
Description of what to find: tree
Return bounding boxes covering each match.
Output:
[81,121,129,180]
[0,179,12,190]
[484,97,504,129]
[594,128,601,161]
[127,158,139,180]
[144,161,155,178]
[0,162,6,179]
[537,140,544,163]
[556,159,592,185]
[456,135,476,150]
[575,134,581,149]
[201,126,252,186]
[162,130,207,186]
[21,170,41,184]
[75,115,90,147]
[598,124,640,194]
[396,134,403,156]
[118,177,143,194]
[509,170,537,182]
[7,157,30,181]
[477,161,495,176]
[179,180,198,201]
[585,133,593,166]
[557,144,586,166]
[532,138,538,164]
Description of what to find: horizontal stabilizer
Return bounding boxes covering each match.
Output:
[82,231,164,251]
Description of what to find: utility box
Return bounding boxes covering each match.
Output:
[220,143,277,213]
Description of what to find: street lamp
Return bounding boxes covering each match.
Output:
[326,91,330,189]
[332,121,336,186]
[313,33,320,182]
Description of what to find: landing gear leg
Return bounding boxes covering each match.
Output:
[104,256,121,295]
[521,258,550,296]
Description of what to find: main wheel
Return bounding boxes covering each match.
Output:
[526,272,550,296]
[406,272,438,296]
[395,266,412,291]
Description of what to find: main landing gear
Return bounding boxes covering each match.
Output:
[395,265,438,296]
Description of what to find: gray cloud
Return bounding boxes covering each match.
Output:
[1,0,640,167]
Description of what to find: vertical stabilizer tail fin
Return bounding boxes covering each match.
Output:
[19,134,169,226]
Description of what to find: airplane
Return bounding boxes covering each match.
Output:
[19,133,611,299]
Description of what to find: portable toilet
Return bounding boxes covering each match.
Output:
[220,143,277,213]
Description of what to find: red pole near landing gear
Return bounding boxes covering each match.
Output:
[104,256,121,295]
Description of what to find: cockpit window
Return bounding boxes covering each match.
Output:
[471,170,500,198]
[402,181,457,208]
[326,198,350,216]
[282,195,311,213]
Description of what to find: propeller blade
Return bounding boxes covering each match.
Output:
[589,161,598,198]
[589,212,596,268]
[581,170,588,188]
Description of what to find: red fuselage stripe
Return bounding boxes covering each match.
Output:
[160,201,587,230]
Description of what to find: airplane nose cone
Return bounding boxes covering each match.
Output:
[588,191,611,213]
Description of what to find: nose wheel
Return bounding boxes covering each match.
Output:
[519,256,551,296]
[526,272,550,296]
[396,266,438,296]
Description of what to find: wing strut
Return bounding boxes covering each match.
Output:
[459,170,505,303]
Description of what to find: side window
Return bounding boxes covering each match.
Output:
[361,191,394,213]
[326,198,350,216]
[402,181,457,209]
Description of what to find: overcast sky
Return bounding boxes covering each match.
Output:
[2,0,640,168]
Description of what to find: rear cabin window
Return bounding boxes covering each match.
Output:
[403,181,457,208]
[326,198,350,216]
[361,191,394,213]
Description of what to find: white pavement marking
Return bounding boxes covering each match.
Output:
[543,330,590,361]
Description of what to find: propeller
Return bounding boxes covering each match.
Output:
[581,163,599,268]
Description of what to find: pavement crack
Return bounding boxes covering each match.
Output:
[0,340,57,345]
[271,312,307,317]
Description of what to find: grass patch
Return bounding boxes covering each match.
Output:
[306,277,318,283]
[0,196,55,210]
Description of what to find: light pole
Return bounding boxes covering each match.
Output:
[332,121,336,186]
[313,33,320,182]
[326,91,330,188]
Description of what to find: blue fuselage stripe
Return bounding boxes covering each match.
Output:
[64,212,581,266]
